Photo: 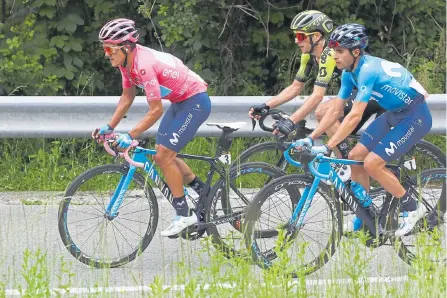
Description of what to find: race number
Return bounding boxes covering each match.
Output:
[219,153,231,165]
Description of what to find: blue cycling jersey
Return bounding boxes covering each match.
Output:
[338,55,427,111]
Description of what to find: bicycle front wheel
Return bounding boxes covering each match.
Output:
[58,164,158,268]
[244,174,342,276]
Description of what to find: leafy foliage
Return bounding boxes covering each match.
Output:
[0,0,445,96]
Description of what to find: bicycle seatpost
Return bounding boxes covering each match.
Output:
[215,128,234,158]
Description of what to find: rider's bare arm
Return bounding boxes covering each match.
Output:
[308,97,346,141]
[129,100,163,138]
[289,85,326,123]
[265,80,304,108]
[109,86,136,128]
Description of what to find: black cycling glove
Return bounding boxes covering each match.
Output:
[250,103,270,116]
[273,118,296,137]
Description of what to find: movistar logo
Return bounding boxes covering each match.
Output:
[385,126,414,156]
[170,133,179,145]
[381,85,413,105]
[385,142,397,156]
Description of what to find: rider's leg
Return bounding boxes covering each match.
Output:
[364,153,405,197]
[155,92,211,236]
[175,158,195,183]
[348,143,371,189]
[365,99,432,236]
[154,145,188,214]
[350,111,393,190]
[315,99,345,158]
[175,158,207,196]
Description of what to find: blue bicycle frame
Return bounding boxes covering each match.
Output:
[104,146,219,219]
[284,145,382,237]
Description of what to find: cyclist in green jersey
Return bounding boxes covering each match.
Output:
[249,10,384,163]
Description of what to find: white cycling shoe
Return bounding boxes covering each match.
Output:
[161,213,198,237]
[395,204,427,237]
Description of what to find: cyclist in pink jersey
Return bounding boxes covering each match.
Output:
[92,18,212,237]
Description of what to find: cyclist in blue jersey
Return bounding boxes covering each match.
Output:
[295,23,432,237]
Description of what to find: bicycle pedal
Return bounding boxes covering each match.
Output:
[168,234,180,239]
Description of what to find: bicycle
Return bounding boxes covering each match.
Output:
[243,142,446,276]
[234,109,446,177]
[58,122,292,268]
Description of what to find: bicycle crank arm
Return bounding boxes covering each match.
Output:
[252,229,278,239]
[208,210,245,226]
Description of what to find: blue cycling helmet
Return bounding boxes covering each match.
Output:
[328,23,368,49]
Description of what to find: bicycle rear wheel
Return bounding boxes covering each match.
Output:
[205,162,293,259]
[58,164,158,268]
[392,168,446,266]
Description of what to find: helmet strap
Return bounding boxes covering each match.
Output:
[309,34,323,53]
[121,48,129,68]
[120,43,135,68]
[347,49,361,72]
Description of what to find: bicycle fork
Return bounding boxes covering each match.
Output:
[287,178,320,235]
[105,166,137,219]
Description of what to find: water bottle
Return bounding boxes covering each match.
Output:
[350,181,372,207]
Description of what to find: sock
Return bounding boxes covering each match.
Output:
[399,191,417,212]
[173,196,189,217]
[188,176,205,196]
[336,139,350,159]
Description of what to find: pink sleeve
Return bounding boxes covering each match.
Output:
[119,67,132,89]
[139,67,161,102]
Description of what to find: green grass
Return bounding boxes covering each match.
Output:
[1,134,444,193]
[20,200,45,206]
[0,137,282,192]
[1,229,445,297]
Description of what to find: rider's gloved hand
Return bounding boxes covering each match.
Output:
[311,144,331,156]
[92,124,114,139]
[249,103,270,119]
[294,137,313,149]
[273,118,296,137]
[115,133,133,149]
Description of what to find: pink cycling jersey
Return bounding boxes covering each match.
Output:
[119,44,208,103]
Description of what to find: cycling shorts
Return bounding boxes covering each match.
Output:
[156,92,211,153]
[359,94,432,162]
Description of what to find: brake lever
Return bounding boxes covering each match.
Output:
[251,118,257,131]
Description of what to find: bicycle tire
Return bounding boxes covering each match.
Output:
[414,139,446,168]
[233,141,284,166]
[244,174,342,276]
[58,164,159,268]
[205,162,294,259]
[391,168,446,265]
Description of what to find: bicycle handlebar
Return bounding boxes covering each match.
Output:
[252,109,290,132]
[252,109,313,138]
[98,134,145,168]
[283,143,330,180]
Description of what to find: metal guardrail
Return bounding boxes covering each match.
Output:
[0,95,445,138]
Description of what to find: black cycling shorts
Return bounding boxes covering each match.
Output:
[343,89,386,135]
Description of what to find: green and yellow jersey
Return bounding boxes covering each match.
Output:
[295,46,341,88]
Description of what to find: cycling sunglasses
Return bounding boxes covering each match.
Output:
[103,45,123,55]
[294,31,315,42]
[328,40,341,48]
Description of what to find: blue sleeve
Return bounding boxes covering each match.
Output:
[337,71,354,100]
[354,64,378,103]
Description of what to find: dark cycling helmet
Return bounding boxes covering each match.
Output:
[290,10,334,36]
[328,23,368,49]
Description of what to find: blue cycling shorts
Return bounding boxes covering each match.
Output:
[156,92,211,153]
[360,95,432,163]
